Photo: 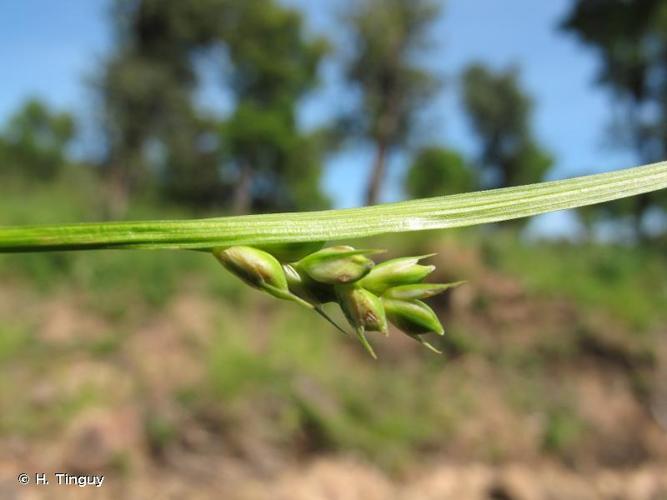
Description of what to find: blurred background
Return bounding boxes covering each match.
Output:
[1,0,667,498]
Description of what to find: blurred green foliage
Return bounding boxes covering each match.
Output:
[100,1,214,214]
[405,147,475,198]
[98,0,330,215]
[342,0,442,205]
[562,0,667,238]
[462,63,552,190]
[0,99,75,180]
[480,232,667,330]
[219,0,331,213]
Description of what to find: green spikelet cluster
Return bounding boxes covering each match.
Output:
[212,243,463,358]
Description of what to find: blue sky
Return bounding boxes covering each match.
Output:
[0,0,639,233]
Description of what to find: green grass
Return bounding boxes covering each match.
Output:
[0,324,31,364]
[542,406,586,455]
[194,301,467,469]
[481,233,667,329]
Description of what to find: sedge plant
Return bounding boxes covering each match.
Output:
[1,161,667,357]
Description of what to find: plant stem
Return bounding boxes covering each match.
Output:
[1,161,666,253]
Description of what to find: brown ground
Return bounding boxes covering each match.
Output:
[1,245,666,499]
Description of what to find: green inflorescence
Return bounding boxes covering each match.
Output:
[212,244,463,358]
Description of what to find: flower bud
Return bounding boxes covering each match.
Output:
[360,255,436,294]
[383,281,465,301]
[336,285,388,334]
[336,284,388,358]
[295,245,380,285]
[213,246,311,308]
[382,298,444,336]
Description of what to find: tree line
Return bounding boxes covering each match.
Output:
[0,0,665,240]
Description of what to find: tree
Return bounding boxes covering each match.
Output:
[343,0,441,206]
[561,0,667,239]
[99,0,330,214]
[98,0,226,214]
[0,99,75,180]
[461,63,552,190]
[219,0,330,213]
[405,146,474,198]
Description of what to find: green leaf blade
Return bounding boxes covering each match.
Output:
[1,160,666,252]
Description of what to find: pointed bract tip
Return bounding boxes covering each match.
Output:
[418,338,443,354]
[383,281,465,301]
[296,246,377,285]
[355,327,377,359]
[360,255,436,294]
